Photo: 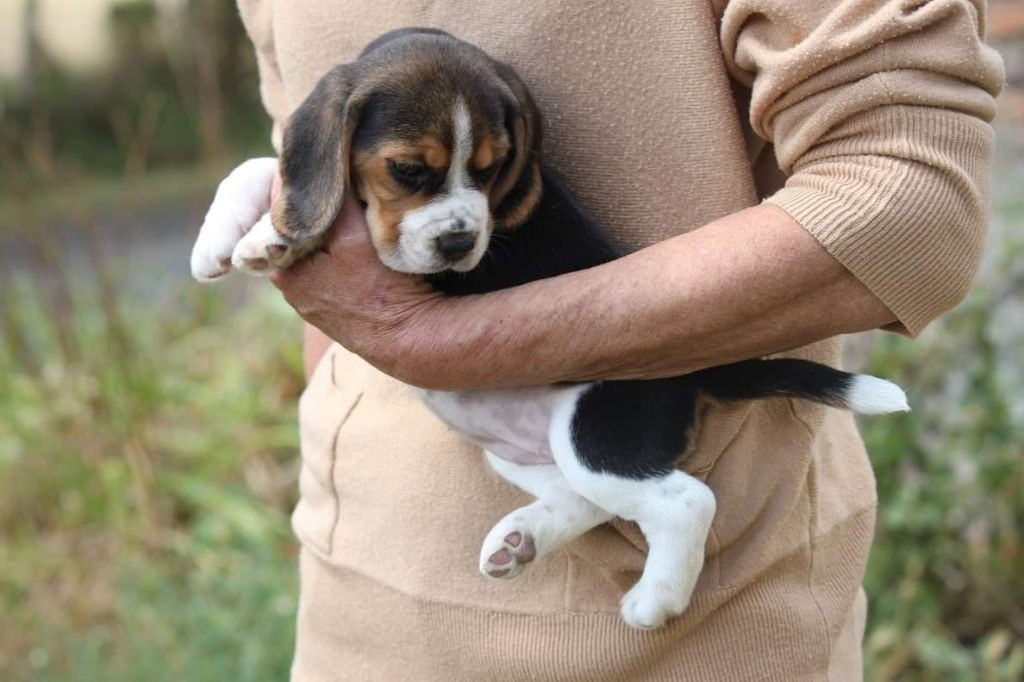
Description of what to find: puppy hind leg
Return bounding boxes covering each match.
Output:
[548,387,716,629]
[617,472,715,629]
[553,466,716,629]
[480,451,612,579]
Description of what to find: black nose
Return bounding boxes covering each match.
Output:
[435,231,476,261]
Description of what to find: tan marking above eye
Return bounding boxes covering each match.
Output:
[375,137,450,172]
[473,134,510,171]
[418,138,449,170]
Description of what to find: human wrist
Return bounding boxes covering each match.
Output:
[383,294,484,389]
[388,280,571,390]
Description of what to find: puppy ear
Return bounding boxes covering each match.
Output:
[273,64,369,242]
[490,60,543,230]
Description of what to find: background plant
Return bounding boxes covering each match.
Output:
[860,182,1024,681]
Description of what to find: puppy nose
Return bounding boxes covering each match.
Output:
[435,231,477,261]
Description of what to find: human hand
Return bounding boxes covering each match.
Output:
[190,158,477,386]
[269,191,454,384]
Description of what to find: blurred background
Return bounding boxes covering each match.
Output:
[0,1,1020,680]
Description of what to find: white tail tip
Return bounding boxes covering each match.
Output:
[847,375,910,414]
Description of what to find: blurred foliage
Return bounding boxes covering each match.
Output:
[0,3,291,677]
[0,270,304,680]
[861,190,1024,681]
[0,0,270,195]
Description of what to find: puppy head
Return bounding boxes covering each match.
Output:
[273,30,542,274]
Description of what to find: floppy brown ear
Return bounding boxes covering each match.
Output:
[273,64,368,242]
[490,60,544,230]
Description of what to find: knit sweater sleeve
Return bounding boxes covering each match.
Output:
[719,0,1004,335]
[237,0,288,153]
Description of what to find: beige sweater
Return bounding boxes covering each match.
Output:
[236,1,1003,680]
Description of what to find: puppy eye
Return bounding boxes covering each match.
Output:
[387,159,430,186]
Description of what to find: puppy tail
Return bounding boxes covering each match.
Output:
[691,359,909,415]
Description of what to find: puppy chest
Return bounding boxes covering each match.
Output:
[414,387,565,465]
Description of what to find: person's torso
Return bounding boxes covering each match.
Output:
[270,0,762,252]
[269,0,874,634]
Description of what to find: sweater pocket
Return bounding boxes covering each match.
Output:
[291,346,581,612]
[292,346,363,557]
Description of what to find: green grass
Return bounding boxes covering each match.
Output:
[0,191,1021,680]
[0,273,303,681]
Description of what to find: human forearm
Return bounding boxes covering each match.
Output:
[394,203,895,389]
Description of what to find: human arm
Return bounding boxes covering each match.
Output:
[260,0,1003,389]
[274,200,893,389]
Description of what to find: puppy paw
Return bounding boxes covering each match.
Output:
[191,248,234,282]
[479,528,536,580]
[619,578,691,630]
[231,214,295,273]
[191,209,246,281]
[190,157,278,281]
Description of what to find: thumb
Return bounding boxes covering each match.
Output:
[326,192,374,253]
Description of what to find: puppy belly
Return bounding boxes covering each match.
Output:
[415,387,574,465]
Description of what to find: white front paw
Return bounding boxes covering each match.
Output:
[190,206,247,281]
[191,239,234,282]
[189,157,278,282]
[231,214,295,273]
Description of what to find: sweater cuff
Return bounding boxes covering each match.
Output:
[766,106,994,337]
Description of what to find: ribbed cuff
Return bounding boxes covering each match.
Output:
[767,106,994,336]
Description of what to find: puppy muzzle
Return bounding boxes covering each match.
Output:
[386,190,491,273]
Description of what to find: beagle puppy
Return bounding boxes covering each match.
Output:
[191,28,909,629]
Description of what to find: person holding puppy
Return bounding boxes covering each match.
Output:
[233,1,1003,679]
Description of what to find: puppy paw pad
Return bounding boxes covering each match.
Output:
[480,532,536,580]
